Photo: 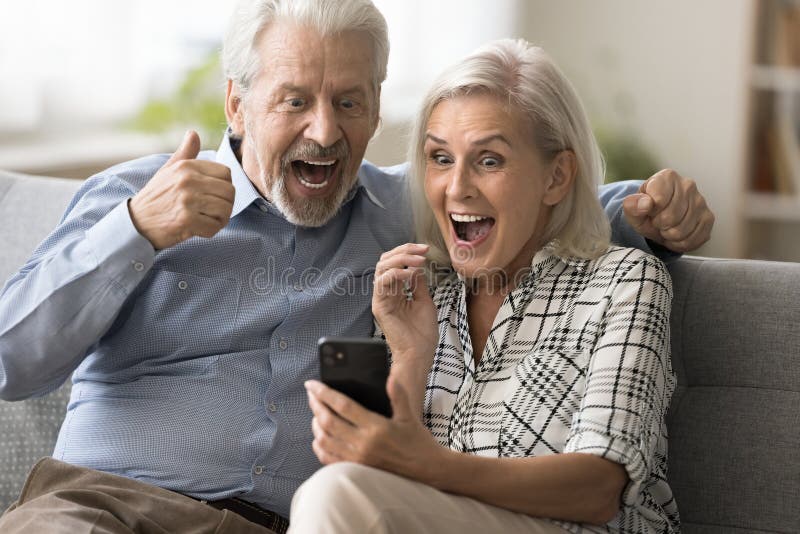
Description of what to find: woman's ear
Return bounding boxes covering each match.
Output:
[543,150,577,206]
[225,80,245,136]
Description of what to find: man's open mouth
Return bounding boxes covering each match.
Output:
[450,213,496,243]
[291,159,339,190]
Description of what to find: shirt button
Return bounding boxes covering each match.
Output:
[254,466,264,475]
[278,339,288,350]
[133,261,144,272]
[259,203,269,213]
[177,280,188,290]
[267,402,277,413]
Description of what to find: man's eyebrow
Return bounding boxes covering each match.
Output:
[339,85,368,95]
[277,83,305,93]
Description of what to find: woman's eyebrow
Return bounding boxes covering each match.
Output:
[472,134,512,148]
[424,132,512,148]
[425,133,447,145]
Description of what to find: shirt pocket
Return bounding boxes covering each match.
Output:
[499,349,590,457]
[91,269,242,377]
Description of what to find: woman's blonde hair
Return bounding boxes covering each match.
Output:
[408,39,610,267]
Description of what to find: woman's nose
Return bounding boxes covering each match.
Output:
[445,164,477,200]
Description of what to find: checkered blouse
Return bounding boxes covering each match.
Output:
[424,245,679,533]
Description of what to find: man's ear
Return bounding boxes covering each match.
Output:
[542,150,577,206]
[371,85,382,137]
[225,80,245,136]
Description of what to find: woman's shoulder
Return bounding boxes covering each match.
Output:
[561,246,671,289]
[594,245,666,270]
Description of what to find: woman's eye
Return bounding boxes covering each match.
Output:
[432,154,452,166]
[481,156,500,168]
[288,98,305,108]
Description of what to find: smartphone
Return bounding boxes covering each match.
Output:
[318,337,392,417]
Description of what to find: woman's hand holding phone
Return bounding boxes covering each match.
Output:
[305,377,449,486]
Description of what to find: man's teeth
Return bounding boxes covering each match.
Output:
[450,214,490,222]
[296,159,337,189]
[298,175,329,189]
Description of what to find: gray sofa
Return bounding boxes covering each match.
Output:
[1,169,798,532]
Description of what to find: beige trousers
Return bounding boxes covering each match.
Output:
[0,458,275,534]
[289,462,570,534]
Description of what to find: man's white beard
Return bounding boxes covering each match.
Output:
[267,168,353,228]
[246,129,357,228]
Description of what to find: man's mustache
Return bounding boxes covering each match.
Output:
[283,139,350,163]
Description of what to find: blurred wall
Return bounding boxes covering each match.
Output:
[367,1,756,259]
[518,0,754,258]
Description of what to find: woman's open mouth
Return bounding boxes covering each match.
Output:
[450,212,495,247]
[290,159,339,191]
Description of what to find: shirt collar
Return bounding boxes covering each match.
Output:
[215,130,387,219]
[356,181,386,210]
[215,131,262,219]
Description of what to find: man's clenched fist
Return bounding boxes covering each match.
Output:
[622,169,715,253]
[128,131,235,250]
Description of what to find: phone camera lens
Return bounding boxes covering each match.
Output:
[323,355,336,367]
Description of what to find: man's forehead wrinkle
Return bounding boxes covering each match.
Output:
[253,22,375,104]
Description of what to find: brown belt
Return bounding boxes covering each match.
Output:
[198,497,289,534]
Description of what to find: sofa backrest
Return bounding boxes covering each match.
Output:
[0,170,83,284]
[0,170,80,511]
[666,257,800,533]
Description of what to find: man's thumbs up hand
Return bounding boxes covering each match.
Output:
[164,130,202,165]
[129,131,235,250]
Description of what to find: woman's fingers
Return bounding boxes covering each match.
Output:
[375,253,428,278]
[305,380,375,427]
[311,418,348,465]
[373,266,424,297]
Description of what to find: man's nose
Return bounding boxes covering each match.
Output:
[304,103,343,148]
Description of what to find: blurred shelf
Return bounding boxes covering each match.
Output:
[743,192,800,221]
[751,65,800,91]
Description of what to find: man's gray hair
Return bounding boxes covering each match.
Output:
[408,38,611,266]
[223,0,389,93]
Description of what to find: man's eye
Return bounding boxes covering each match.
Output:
[288,98,305,108]
[340,99,355,110]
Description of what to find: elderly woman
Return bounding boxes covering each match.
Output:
[292,39,678,534]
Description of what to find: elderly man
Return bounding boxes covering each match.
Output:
[0,0,713,533]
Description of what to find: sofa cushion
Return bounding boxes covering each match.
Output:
[0,170,81,511]
[667,257,800,533]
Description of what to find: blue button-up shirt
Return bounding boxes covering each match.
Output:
[0,134,412,516]
[0,133,654,516]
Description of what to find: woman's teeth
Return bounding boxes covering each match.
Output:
[450,213,495,242]
[450,213,490,223]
